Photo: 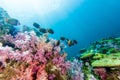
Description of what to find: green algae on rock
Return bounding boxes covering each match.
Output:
[80,52,94,59]
[93,53,106,59]
[80,37,120,80]
[92,53,120,67]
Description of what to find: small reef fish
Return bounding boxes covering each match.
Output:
[47,28,54,34]
[6,18,20,26]
[55,40,60,46]
[60,36,78,47]
[73,40,77,44]
[60,36,66,41]
[33,22,40,29]
[67,40,74,47]
[39,28,47,33]
[33,22,54,34]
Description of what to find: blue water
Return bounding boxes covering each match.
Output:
[0,0,120,58]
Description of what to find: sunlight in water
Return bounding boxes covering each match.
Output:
[0,0,62,15]
[0,0,83,25]
[0,0,63,24]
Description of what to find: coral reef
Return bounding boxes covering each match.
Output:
[0,32,71,80]
[0,7,75,80]
[68,59,84,80]
[2,7,120,80]
[80,37,120,80]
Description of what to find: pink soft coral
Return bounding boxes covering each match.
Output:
[4,32,37,52]
[12,61,48,80]
[94,68,107,80]
[34,49,47,63]
[36,64,48,80]
[0,46,13,67]
[52,53,70,75]
[1,32,70,80]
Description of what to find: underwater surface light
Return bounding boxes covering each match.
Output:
[0,0,82,26]
[0,0,65,25]
[0,0,62,15]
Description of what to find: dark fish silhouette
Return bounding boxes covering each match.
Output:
[60,37,77,47]
[39,28,47,33]
[79,48,87,53]
[6,18,20,26]
[47,28,54,34]
[55,40,60,46]
[73,40,77,44]
[33,22,40,29]
[60,36,66,41]
[33,22,54,34]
